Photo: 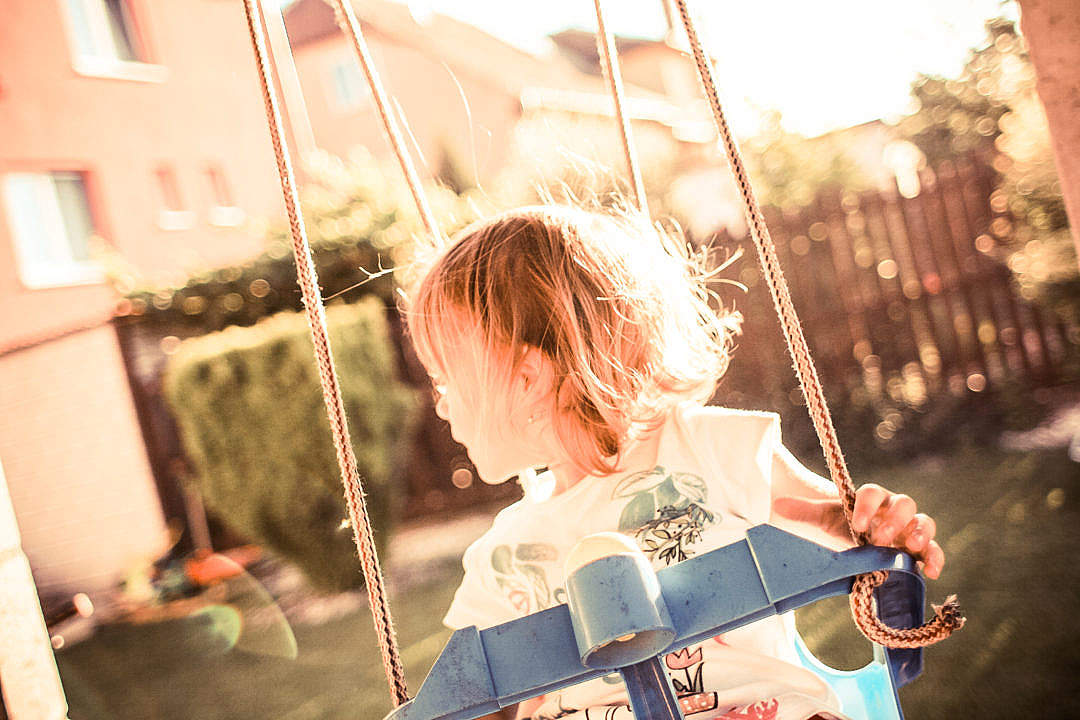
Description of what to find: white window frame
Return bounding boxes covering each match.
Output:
[205,166,245,228]
[59,0,168,83]
[2,172,105,290]
[326,58,371,113]
[153,166,195,231]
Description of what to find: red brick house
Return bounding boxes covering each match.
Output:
[0,0,711,603]
[0,0,288,598]
[281,0,701,187]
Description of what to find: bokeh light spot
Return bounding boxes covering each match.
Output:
[160,336,182,355]
[1006,502,1025,524]
[249,278,271,298]
[876,259,899,280]
[182,296,207,315]
[223,293,244,312]
[451,468,474,489]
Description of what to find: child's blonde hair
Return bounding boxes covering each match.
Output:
[404,204,741,476]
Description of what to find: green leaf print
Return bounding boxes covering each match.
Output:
[671,472,708,505]
[612,466,668,499]
[653,477,682,510]
[618,492,657,533]
[491,545,513,574]
[516,543,559,562]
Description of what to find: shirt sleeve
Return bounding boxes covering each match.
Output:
[770,442,839,500]
[675,403,782,525]
[442,528,517,630]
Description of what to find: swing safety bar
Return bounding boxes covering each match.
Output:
[382,524,924,720]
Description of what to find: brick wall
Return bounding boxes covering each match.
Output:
[0,0,301,597]
[291,32,520,185]
[0,327,168,597]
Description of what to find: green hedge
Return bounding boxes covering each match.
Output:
[163,299,417,592]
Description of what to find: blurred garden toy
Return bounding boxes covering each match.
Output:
[183,545,263,588]
[238,0,964,716]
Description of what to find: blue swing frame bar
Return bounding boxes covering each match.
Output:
[382,524,924,720]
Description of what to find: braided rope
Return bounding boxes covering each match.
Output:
[325,0,443,244]
[850,572,966,648]
[591,0,649,217]
[241,0,408,705]
[671,0,963,647]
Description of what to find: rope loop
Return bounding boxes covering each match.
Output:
[850,572,966,648]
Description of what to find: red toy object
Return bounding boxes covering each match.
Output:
[183,545,262,587]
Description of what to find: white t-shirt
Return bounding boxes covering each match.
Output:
[444,402,847,720]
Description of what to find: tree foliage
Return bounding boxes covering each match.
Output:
[163,301,417,592]
[897,17,1077,321]
[117,150,491,333]
[742,110,875,209]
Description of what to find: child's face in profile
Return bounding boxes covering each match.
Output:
[429,326,556,485]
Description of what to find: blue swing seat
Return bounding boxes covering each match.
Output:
[794,635,902,720]
[793,562,924,720]
[382,524,924,720]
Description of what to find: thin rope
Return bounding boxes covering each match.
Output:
[671,0,963,647]
[241,0,408,705]
[592,0,649,217]
[325,0,443,244]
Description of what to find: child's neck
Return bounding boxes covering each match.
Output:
[547,427,662,497]
[547,462,588,497]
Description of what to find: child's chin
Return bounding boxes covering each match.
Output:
[476,466,525,485]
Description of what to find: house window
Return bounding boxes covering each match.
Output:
[205,166,244,227]
[61,0,167,82]
[155,166,195,230]
[155,166,183,211]
[328,60,370,112]
[2,172,104,289]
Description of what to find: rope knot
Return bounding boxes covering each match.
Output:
[931,594,966,631]
[850,571,964,648]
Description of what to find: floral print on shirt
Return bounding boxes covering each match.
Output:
[612,465,717,565]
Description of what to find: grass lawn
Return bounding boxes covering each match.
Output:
[56,445,1079,719]
[57,560,464,720]
[798,445,1080,717]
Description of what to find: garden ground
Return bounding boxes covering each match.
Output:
[55,441,1080,719]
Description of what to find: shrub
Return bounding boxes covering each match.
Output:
[163,299,417,592]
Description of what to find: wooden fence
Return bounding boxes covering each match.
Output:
[119,157,1080,531]
[712,157,1079,443]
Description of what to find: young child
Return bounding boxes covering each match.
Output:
[403,204,944,720]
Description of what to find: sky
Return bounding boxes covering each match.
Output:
[280,0,1018,137]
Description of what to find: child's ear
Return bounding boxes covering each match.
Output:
[518,346,553,397]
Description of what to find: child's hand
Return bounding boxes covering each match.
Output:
[771,484,945,579]
[851,483,944,579]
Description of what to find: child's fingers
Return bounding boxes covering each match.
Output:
[852,484,889,533]
[899,513,936,554]
[922,540,945,579]
[871,493,916,546]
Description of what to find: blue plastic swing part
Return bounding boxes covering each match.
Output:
[382,524,925,720]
